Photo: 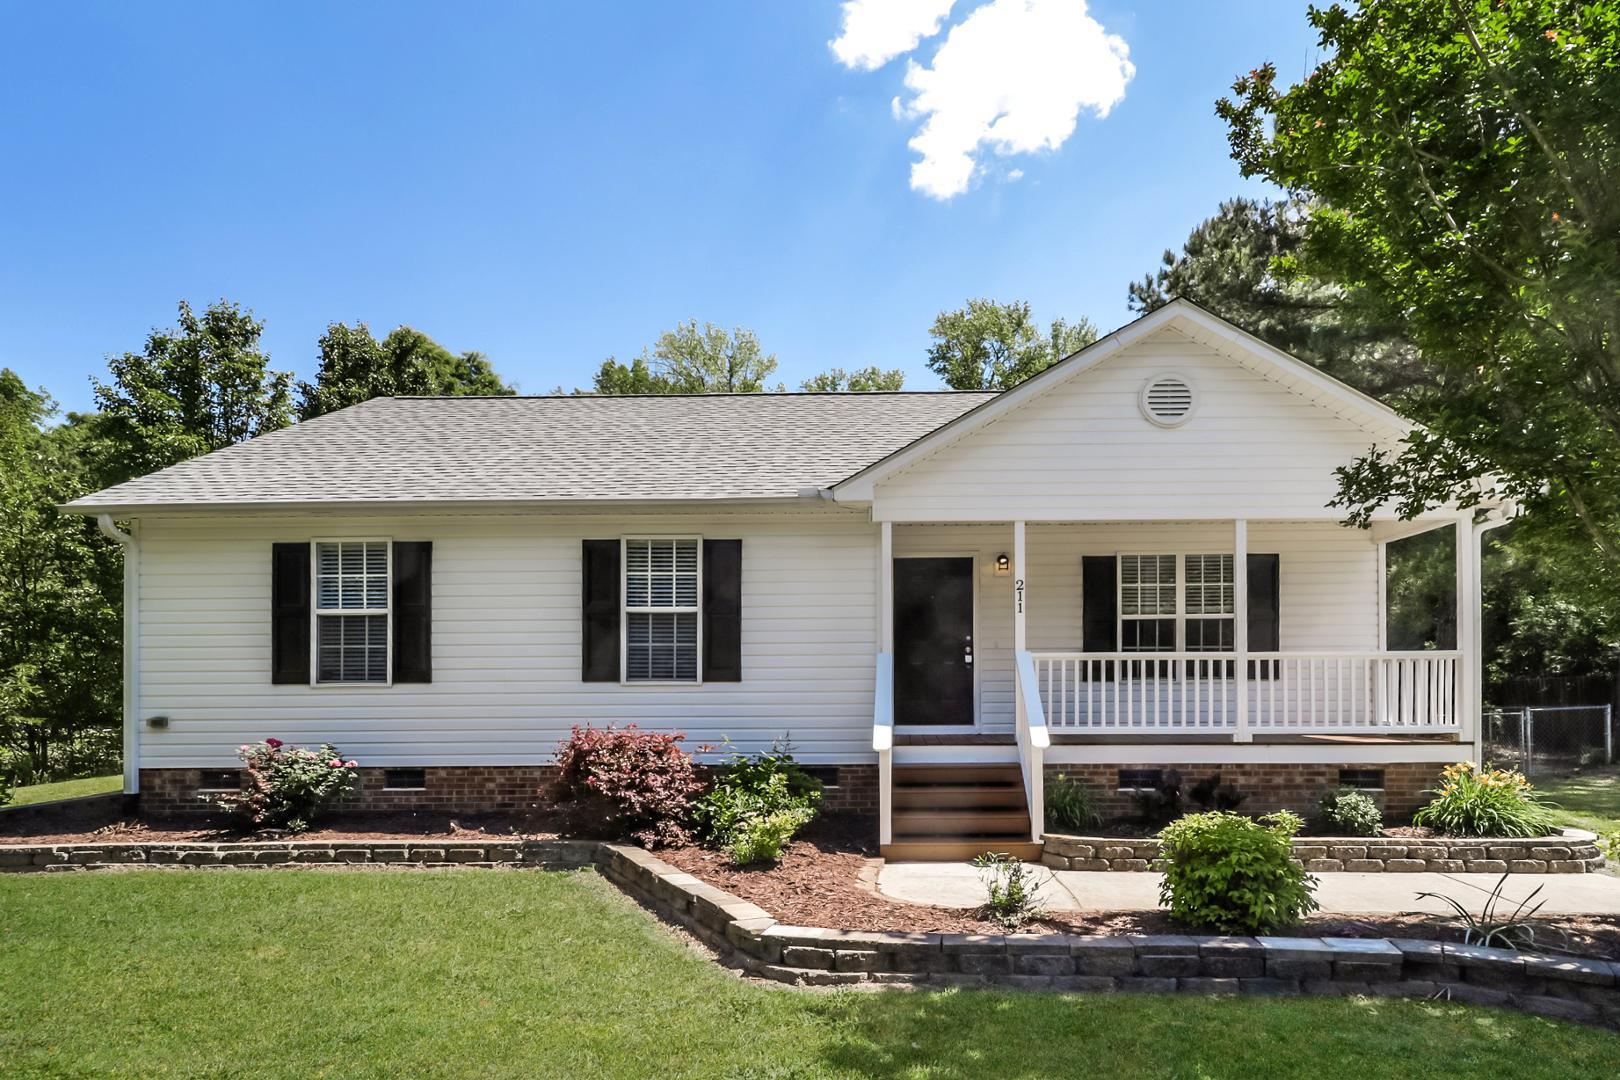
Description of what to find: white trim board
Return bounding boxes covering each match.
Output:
[1045,742,1474,766]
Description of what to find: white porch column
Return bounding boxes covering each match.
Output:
[1376,539,1389,651]
[878,520,894,654]
[1456,517,1481,761]
[1233,519,1251,743]
[1012,520,1027,652]
[877,519,894,847]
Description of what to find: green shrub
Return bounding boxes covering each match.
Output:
[971,852,1046,929]
[1412,761,1557,838]
[1044,773,1101,833]
[0,770,11,808]
[1315,788,1383,836]
[1155,810,1318,933]
[727,806,817,864]
[694,743,822,864]
[216,739,357,832]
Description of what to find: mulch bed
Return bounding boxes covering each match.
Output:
[657,815,1620,958]
[0,799,570,846]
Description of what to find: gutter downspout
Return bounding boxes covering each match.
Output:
[97,515,139,795]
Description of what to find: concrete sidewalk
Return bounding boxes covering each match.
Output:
[878,862,1620,915]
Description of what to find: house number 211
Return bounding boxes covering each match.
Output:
[1014,578,1024,614]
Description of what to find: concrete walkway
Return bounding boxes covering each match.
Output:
[878,862,1620,915]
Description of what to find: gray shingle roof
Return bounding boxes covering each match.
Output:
[64,392,997,512]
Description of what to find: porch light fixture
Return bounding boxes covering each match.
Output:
[994,553,1011,576]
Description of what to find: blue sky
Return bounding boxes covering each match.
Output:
[0,1,1323,413]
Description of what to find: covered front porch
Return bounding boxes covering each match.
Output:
[869,515,1486,855]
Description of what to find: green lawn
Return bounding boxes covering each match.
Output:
[1540,765,1620,841]
[1,871,1616,1078]
[5,773,122,807]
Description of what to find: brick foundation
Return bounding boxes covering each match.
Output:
[139,764,880,817]
[1044,761,1445,822]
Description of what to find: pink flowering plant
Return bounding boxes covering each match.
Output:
[217,738,358,832]
[552,724,706,847]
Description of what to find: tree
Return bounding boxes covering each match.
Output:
[0,371,121,785]
[1218,1,1620,586]
[88,300,294,486]
[926,300,1098,390]
[800,366,905,392]
[298,323,512,420]
[582,322,781,394]
[1128,198,1423,399]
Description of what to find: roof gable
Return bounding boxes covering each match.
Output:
[831,299,1413,503]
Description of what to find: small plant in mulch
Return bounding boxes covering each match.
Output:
[216,739,358,833]
[694,741,822,865]
[552,724,706,848]
[1315,787,1384,836]
[1156,810,1318,934]
[1412,761,1558,839]
[972,851,1046,930]
[1044,773,1102,833]
[1417,872,1548,950]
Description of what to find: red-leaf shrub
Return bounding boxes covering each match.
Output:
[552,724,705,847]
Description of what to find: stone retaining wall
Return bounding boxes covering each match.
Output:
[1041,828,1606,873]
[1,835,1615,1026]
[0,838,598,872]
[596,844,1620,1028]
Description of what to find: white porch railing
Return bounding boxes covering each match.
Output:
[1013,650,1050,842]
[1030,651,1460,735]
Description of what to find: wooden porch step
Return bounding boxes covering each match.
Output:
[892,784,1027,810]
[893,809,1031,835]
[881,840,1044,862]
[893,765,1021,786]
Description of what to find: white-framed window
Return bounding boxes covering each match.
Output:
[313,539,391,684]
[1119,553,1234,653]
[622,537,701,682]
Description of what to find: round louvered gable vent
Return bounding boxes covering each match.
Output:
[1140,374,1196,427]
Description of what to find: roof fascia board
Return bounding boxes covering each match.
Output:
[58,494,856,518]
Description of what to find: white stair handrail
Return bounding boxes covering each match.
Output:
[1014,649,1049,842]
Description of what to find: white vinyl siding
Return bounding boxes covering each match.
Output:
[871,326,1402,522]
[314,540,389,684]
[135,510,879,767]
[623,538,700,682]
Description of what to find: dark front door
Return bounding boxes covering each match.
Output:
[893,557,975,726]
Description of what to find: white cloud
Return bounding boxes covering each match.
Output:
[894,0,1134,199]
[1007,168,1025,181]
[829,0,955,72]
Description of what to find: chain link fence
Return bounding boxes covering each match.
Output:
[1482,704,1615,775]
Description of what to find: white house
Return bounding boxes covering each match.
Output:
[66,301,1502,859]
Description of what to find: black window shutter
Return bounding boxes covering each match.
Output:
[392,541,433,683]
[703,539,743,682]
[1081,555,1118,652]
[271,543,310,684]
[1247,553,1281,650]
[582,540,621,681]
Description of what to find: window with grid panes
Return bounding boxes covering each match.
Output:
[314,540,390,683]
[1118,553,1235,652]
[624,538,699,681]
